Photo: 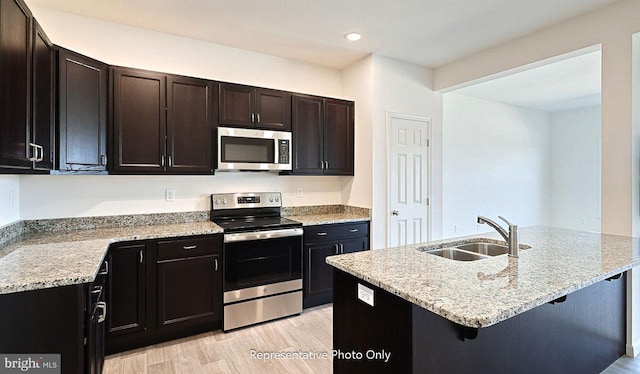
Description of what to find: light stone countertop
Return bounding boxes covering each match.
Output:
[326,226,640,328]
[288,212,370,226]
[0,221,223,295]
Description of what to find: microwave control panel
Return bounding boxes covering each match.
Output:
[278,140,290,164]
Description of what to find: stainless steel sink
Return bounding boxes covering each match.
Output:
[425,248,487,261]
[456,243,509,256]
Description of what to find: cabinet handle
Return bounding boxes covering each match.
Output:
[36,145,44,162]
[256,113,261,122]
[98,261,109,275]
[91,286,103,295]
[316,232,328,236]
[100,154,107,166]
[340,243,345,254]
[214,258,219,271]
[97,301,107,323]
[334,243,339,255]
[349,229,359,233]
[251,113,255,122]
[183,245,197,250]
[168,155,173,167]
[325,161,329,169]
[139,250,144,264]
[28,143,38,162]
[161,155,165,167]
[320,161,324,169]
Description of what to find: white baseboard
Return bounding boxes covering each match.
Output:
[626,340,640,357]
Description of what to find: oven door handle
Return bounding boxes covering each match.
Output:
[224,228,303,243]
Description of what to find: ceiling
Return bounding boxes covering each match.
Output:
[27,0,618,70]
[451,50,602,113]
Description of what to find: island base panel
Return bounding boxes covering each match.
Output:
[333,269,626,374]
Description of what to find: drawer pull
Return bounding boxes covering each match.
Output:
[91,286,103,295]
[349,229,359,233]
[183,245,197,250]
[317,232,328,236]
[98,261,109,275]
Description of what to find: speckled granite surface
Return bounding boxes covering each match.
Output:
[0,221,223,295]
[326,226,640,328]
[0,205,368,295]
[285,205,370,225]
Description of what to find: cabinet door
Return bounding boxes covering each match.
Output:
[156,254,221,330]
[58,49,108,172]
[339,236,369,254]
[324,99,354,175]
[31,20,54,171]
[107,243,147,337]
[291,95,324,174]
[218,83,253,127]
[166,76,214,174]
[303,241,338,305]
[111,68,166,173]
[254,88,290,130]
[0,0,32,170]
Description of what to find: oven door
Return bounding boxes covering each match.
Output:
[217,127,291,171]
[223,228,302,292]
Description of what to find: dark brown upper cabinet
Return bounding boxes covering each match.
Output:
[57,48,108,173]
[219,83,290,130]
[111,67,214,174]
[31,19,55,171]
[1,1,54,172]
[291,95,354,176]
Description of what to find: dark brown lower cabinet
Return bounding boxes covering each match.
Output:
[106,235,222,354]
[0,285,86,374]
[303,221,369,308]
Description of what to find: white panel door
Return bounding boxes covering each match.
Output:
[388,113,430,247]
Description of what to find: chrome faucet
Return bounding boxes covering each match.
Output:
[477,216,519,258]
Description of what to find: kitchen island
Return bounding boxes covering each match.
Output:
[326,226,640,373]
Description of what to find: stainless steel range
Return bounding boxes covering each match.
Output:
[210,192,303,331]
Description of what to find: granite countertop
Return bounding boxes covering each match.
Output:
[0,221,223,295]
[0,204,371,296]
[288,212,370,226]
[326,226,640,328]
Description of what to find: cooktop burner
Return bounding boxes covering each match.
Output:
[213,216,301,233]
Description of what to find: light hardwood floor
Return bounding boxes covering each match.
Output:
[104,303,640,373]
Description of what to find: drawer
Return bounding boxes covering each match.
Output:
[304,221,369,242]
[157,235,221,261]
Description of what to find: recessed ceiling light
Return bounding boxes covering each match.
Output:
[344,32,362,42]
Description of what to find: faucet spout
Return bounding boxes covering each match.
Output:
[477,215,519,258]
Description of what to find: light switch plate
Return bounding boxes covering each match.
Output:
[357,283,374,307]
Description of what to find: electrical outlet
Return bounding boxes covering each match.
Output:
[165,188,176,202]
[296,187,303,197]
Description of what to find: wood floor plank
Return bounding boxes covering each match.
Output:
[103,304,637,373]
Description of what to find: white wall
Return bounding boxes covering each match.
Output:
[342,56,374,210]
[549,105,601,232]
[15,6,354,219]
[434,1,640,352]
[19,174,343,220]
[0,176,20,227]
[442,93,551,238]
[370,55,443,247]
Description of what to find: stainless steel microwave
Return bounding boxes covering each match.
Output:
[217,127,292,171]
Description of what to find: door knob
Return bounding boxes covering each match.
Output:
[392,210,399,216]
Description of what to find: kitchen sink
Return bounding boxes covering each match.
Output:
[422,240,531,261]
[455,242,509,256]
[424,248,487,261]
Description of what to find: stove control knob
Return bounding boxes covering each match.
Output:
[275,196,280,202]
[269,196,273,202]
[222,198,227,205]
[214,198,220,206]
